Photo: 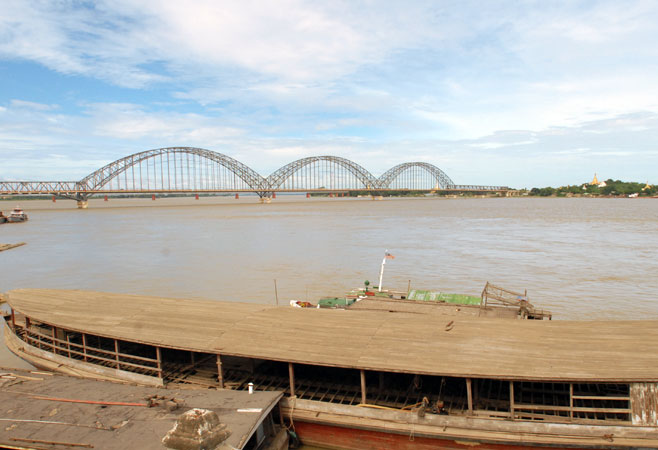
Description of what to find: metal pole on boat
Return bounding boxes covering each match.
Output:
[274,279,279,306]
[378,256,386,292]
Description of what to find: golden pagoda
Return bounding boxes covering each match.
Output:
[643,181,652,191]
[590,173,599,185]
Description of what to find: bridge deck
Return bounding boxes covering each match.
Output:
[6,289,658,382]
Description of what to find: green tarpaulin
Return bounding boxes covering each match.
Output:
[407,289,481,305]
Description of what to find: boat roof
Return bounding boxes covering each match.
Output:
[6,288,658,382]
[0,366,282,450]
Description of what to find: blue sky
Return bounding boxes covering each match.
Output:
[1,0,657,188]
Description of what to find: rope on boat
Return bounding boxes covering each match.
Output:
[288,395,296,432]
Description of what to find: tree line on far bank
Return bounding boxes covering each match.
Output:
[526,179,656,197]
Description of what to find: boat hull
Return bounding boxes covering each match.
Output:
[293,421,592,450]
[280,398,658,450]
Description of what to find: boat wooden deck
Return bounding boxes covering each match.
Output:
[348,297,520,318]
[6,288,658,383]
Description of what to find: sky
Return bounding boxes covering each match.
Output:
[1,0,657,188]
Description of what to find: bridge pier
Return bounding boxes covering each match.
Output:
[77,200,89,209]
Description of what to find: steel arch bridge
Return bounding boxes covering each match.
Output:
[0,147,509,203]
[266,156,380,192]
[378,162,455,190]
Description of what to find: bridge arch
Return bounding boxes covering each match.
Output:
[378,162,455,190]
[78,147,267,195]
[265,156,380,191]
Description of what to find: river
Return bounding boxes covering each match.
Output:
[2,195,658,369]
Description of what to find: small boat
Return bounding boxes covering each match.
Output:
[293,281,551,319]
[7,206,28,223]
[290,252,552,319]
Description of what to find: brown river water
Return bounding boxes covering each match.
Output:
[1,195,658,370]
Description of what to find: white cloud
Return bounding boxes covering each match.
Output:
[84,103,244,141]
[10,100,58,111]
[1,1,658,187]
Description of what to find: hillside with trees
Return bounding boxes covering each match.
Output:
[528,179,655,197]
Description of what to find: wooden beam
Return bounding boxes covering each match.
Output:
[513,403,630,414]
[10,308,15,329]
[216,354,224,389]
[510,381,515,419]
[466,378,473,414]
[569,383,574,420]
[289,362,295,397]
[52,326,57,354]
[156,347,162,378]
[114,339,120,369]
[82,333,87,362]
[360,369,367,405]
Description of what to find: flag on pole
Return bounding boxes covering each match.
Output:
[385,252,395,259]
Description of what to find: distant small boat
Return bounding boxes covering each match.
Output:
[7,206,28,223]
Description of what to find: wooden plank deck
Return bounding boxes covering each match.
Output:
[6,288,658,382]
[348,297,520,318]
[0,367,282,450]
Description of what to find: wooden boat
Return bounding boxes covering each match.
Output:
[3,289,658,449]
[294,281,552,320]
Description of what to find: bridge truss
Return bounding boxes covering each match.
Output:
[266,156,380,192]
[378,162,456,190]
[0,147,509,200]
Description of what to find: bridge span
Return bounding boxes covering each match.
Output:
[0,147,509,206]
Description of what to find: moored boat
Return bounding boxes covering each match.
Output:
[296,252,552,319]
[7,206,28,223]
[2,288,658,448]
[293,281,552,320]
[0,211,6,224]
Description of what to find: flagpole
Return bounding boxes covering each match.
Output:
[378,254,386,292]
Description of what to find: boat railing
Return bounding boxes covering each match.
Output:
[481,282,528,307]
[480,282,551,319]
[509,381,631,424]
[511,401,631,424]
[17,324,161,378]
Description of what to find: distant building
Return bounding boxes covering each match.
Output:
[589,173,606,187]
